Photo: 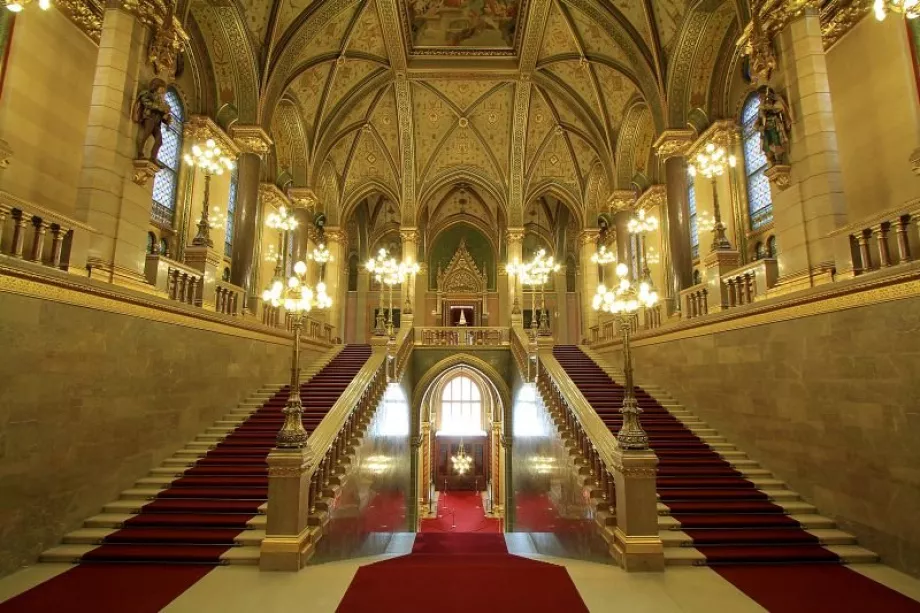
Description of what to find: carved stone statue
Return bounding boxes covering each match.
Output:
[134,78,172,162]
[754,87,791,166]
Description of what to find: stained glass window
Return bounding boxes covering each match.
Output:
[151,89,184,227]
[742,93,773,230]
[688,174,699,260]
[225,169,238,258]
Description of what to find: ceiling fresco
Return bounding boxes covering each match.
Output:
[402,0,526,54]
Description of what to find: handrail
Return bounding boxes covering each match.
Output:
[415,326,509,347]
[510,324,532,382]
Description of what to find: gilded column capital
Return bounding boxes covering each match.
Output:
[399,227,420,244]
[505,227,525,243]
[653,129,695,160]
[324,227,347,246]
[287,187,317,211]
[578,229,601,247]
[231,125,274,156]
[636,185,667,212]
[608,190,636,213]
[185,116,241,158]
[259,183,291,210]
[687,120,741,159]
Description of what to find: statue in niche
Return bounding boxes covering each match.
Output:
[755,87,792,167]
[134,78,172,162]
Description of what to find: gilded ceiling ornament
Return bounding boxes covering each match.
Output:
[608,190,636,213]
[55,0,103,43]
[230,125,273,156]
[147,1,188,81]
[653,129,695,160]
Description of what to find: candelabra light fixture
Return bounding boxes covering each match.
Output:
[874,0,918,20]
[266,205,298,279]
[451,442,473,475]
[261,259,332,448]
[592,263,658,450]
[185,139,235,248]
[688,143,736,252]
[401,258,420,315]
[628,209,659,282]
[5,0,50,12]
[530,248,560,336]
[208,205,227,230]
[366,248,406,337]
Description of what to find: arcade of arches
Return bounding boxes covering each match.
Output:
[1,0,920,610]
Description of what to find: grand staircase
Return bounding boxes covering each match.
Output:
[40,344,372,566]
[552,345,879,566]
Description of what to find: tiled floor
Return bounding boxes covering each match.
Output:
[2,536,920,612]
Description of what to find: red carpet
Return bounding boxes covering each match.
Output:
[336,532,589,612]
[420,491,501,533]
[514,492,589,534]
[715,564,920,612]
[0,564,213,612]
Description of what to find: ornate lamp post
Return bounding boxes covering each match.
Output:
[628,209,659,282]
[185,139,235,248]
[310,241,332,284]
[261,260,332,448]
[531,249,559,336]
[266,205,298,279]
[400,258,420,315]
[688,143,736,252]
[592,263,659,450]
[366,248,398,336]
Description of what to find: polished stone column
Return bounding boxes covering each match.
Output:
[578,229,599,342]
[654,130,695,311]
[228,152,262,311]
[324,227,346,341]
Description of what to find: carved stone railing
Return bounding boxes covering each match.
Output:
[641,305,662,330]
[214,280,244,316]
[144,254,203,306]
[0,191,92,272]
[536,350,663,571]
[722,258,778,309]
[832,201,919,279]
[414,326,509,347]
[262,304,281,328]
[260,326,413,570]
[679,283,709,319]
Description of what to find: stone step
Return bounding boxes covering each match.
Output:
[83,513,269,530]
[121,488,165,500]
[40,544,261,565]
[658,528,857,549]
[657,499,817,516]
[825,545,879,564]
[61,528,265,547]
[657,513,836,531]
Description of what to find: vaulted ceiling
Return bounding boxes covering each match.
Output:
[184,0,745,228]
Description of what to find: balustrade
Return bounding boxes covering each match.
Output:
[721,258,778,309]
[144,254,203,306]
[414,326,509,347]
[833,204,919,277]
[641,304,662,330]
[680,284,709,319]
[214,280,244,316]
[0,194,91,271]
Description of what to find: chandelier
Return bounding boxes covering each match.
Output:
[5,0,50,12]
[688,143,736,179]
[451,442,473,475]
[874,0,918,20]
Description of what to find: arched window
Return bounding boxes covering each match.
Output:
[688,172,699,260]
[146,232,157,255]
[767,235,777,258]
[438,375,484,436]
[151,88,184,228]
[225,168,238,258]
[742,93,773,230]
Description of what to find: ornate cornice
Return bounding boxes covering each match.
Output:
[687,120,741,160]
[185,116,241,158]
[578,229,601,246]
[608,190,636,213]
[636,185,667,212]
[399,227,420,244]
[287,187,317,211]
[55,0,103,43]
[738,0,869,52]
[505,227,525,243]
[259,183,291,210]
[653,129,696,160]
[230,125,273,156]
[324,227,347,246]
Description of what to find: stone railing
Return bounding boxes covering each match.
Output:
[0,191,92,272]
[414,326,509,347]
[722,258,778,308]
[260,326,413,570]
[511,323,534,382]
[144,254,203,306]
[641,304,663,330]
[214,280,244,316]
[832,201,919,278]
[679,283,709,319]
[536,351,663,571]
[262,304,281,328]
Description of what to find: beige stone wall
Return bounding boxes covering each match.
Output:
[0,292,325,577]
[0,10,97,215]
[594,296,920,576]
[827,17,920,222]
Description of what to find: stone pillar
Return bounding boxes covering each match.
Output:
[355,270,370,341]
[260,448,316,571]
[610,450,664,572]
[289,187,317,283]
[228,154,262,311]
[578,229,599,342]
[773,8,847,287]
[609,192,634,276]
[654,130,695,312]
[400,227,419,314]
[324,227,346,341]
[506,228,524,323]
[75,6,154,290]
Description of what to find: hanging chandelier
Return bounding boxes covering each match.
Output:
[451,442,473,475]
[874,0,918,20]
[5,0,50,12]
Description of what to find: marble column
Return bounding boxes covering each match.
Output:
[773,8,847,286]
[506,228,524,323]
[324,227,346,341]
[578,229,599,342]
[654,130,695,312]
[228,152,263,312]
[75,6,153,289]
[609,192,635,276]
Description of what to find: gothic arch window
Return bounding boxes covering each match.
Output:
[151,88,184,228]
[225,169,238,258]
[688,172,699,260]
[146,232,157,254]
[767,235,777,258]
[438,374,484,436]
[742,93,774,230]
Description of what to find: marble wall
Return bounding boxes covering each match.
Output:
[595,295,920,576]
[0,291,325,577]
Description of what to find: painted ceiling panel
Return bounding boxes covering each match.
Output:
[324,59,382,120]
[530,130,580,197]
[412,83,459,175]
[346,1,389,59]
[424,80,504,113]
[425,125,502,189]
[593,63,637,132]
[526,89,554,169]
[288,62,333,138]
[569,132,598,178]
[292,5,358,65]
[345,131,400,197]
[469,85,514,177]
[539,2,580,61]
[545,61,600,120]
[369,87,401,169]
[565,4,629,64]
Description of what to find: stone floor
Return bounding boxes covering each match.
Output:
[2,535,920,612]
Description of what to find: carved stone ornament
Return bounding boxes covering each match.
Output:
[653,129,695,159]
[288,187,317,211]
[911,147,920,177]
[132,159,161,186]
[147,7,188,81]
[185,116,241,159]
[688,120,741,160]
[259,183,292,210]
[764,164,792,191]
[438,238,486,293]
[740,10,777,86]
[230,125,273,156]
[608,190,637,213]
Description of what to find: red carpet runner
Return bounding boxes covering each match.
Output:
[0,346,371,612]
[419,491,501,533]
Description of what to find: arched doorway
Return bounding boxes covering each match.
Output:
[415,359,509,529]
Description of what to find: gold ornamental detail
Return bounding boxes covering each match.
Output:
[231,125,273,156]
[184,116,241,159]
[608,190,636,213]
[653,129,695,160]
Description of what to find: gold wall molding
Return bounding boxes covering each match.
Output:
[0,260,334,348]
[593,263,920,349]
[259,183,292,211]
[653,129,696,160]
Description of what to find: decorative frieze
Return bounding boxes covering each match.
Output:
[687,120,741,160]
[287,187,317,211]
[636,185,667,213]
